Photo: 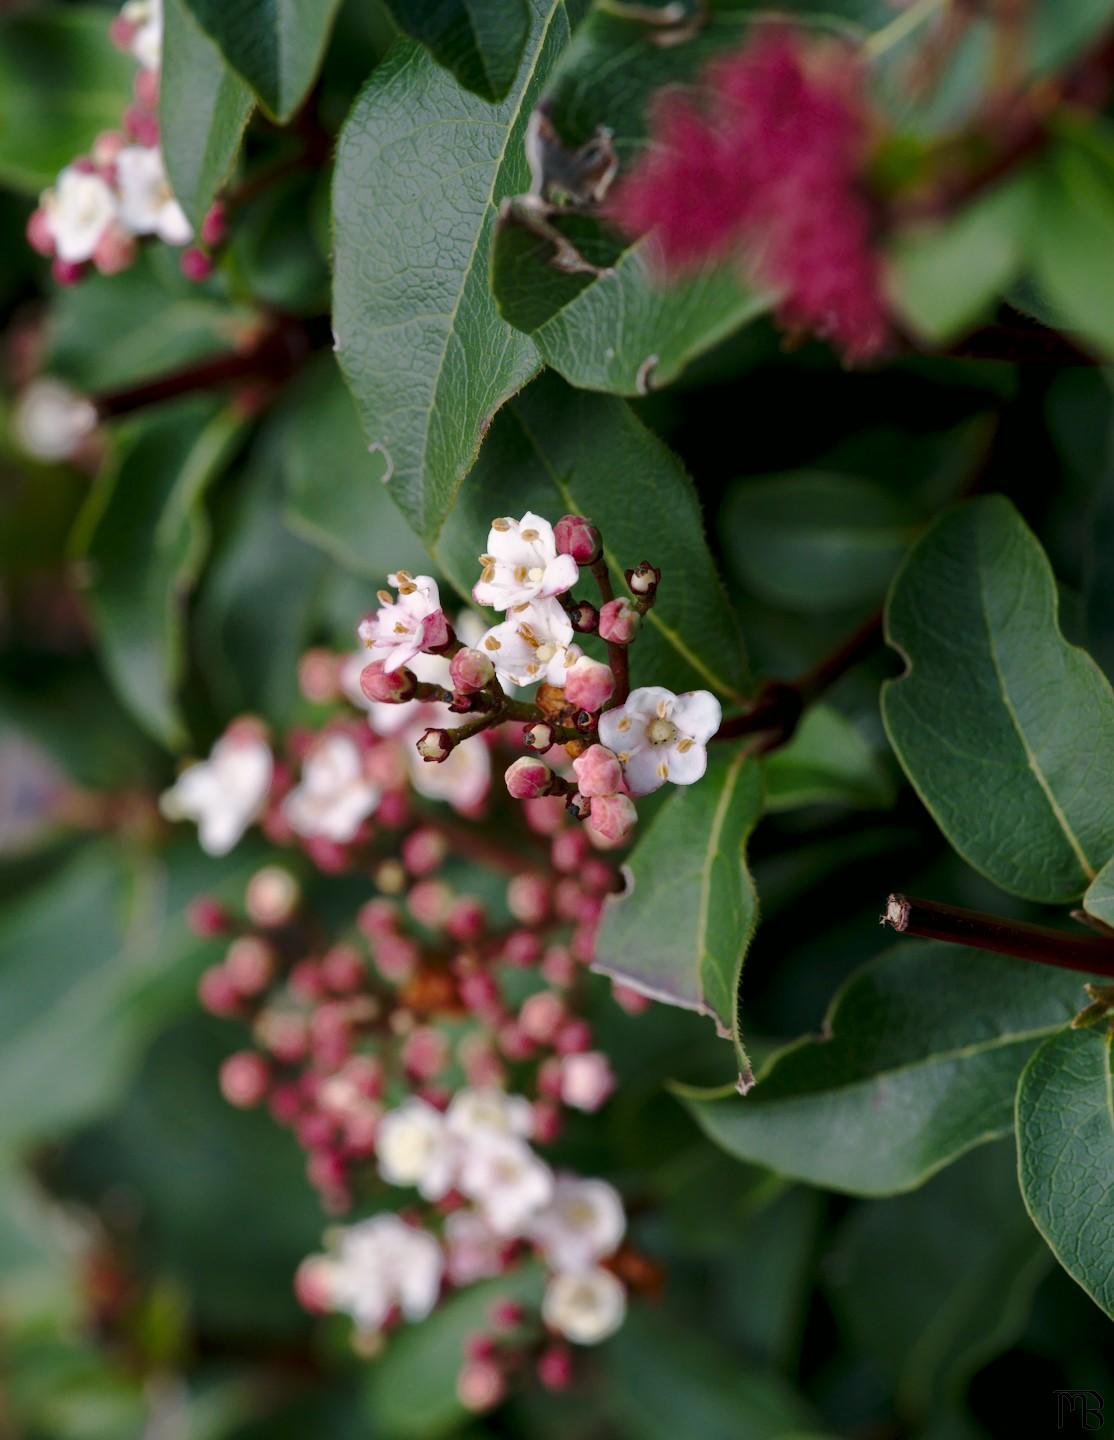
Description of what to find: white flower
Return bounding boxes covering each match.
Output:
[11,379,96,461]
[358,572,446,674]
[115,146,192,245]
[376,1098,457,1200]
[282,733,380,842]
[478,598,580,689]
[530,1178,625,1274]
[459,1132,554,1235]
[559,1051,615,1113]
[446,1087,535,1143]
[330,1215,443,1333]
[160,730,272,855]
[122,0,162,69]
[542,1268,626,1345]
[597,686,721,797]
[472,513,578,611]
[444,1209,506,1286]
[42,166,117,263]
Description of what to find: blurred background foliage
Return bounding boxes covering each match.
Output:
[2,0,1114,1436]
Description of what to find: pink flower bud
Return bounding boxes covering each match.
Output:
[569,599,600,633]
[109,14,138,51]
[507,872,550,926]
[124,103,159,146]
[294,1255,336,1314]
[288,957,325,1002]
[537,1056,563,1100]
[91,130,126,168]
[306,1147,347,1194]
[532,1097,562,1142]
[559,1050,615,1112]
[186,896,230,937]
[498,1021,536,1061]
[612,981,652,1015]
[571,919,599,964]
[523,721,554,753]
[198,965,240,1016]
[219,1051,270,1108]
[373,933,419,983]
[581,858,615,894]
[361,659,418,704]
[403,1025,449,1079]
[321,943,366,994]
[627,560,660,596]
[504,756,556,800]
[555,1018,592,1055]
[502,928,542,968]
[134,67,160,110]
[522,795,565,834]
[402,825,447,876]
[51,259,84,286]
[585,792,638,848]
[520,990,564,1044]
[572,743,623,798]
[375,788,409,826]
[538,1343,574,1391]
[459,969,502,1018]
[554,514,601,565]
[564,656,614,713]
[26,207,55,257]
[180,246,214,282]
[201,201,227,249]
[542,944,576,988]
[598,596,640,644]
[407,878,453,929]
[456,1359,506,1413]
[225,936,276,996]
[447,895,486,942]
[269,1082,303,1125]
[490,1299,525,1329]
[417,727,453,763]
[465,1332,498,1362]
[550,828,589,873]
[358,897,399,939]
[460,1034,505,1088]
[255,1009,309,1064]
[298,647,340,702]
[450,647,495,693]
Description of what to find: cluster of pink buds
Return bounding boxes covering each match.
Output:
[25,1,224,284]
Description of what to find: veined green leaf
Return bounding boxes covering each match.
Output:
[683,942,1096,1195]
[882,496,1114,903]
[1084,857,1114,930]
[594,750,763,1082]
[385,0,531,101]
[763,706,894,813]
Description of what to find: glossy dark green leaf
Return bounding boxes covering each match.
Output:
[722,472,919,614]
[161,0,255,231]
[333,4,573,544]
[1030,135,1114,359]
[435,374,749,702]
[763,706,894,813]
[825,1143,1049,1420]
[595,750,763,1081]
[181,0,343,121]
[385,0,531,101]
[0,6,134,194]
[73,400,246,749]
[684,942,1096,1195]
[1017,1026,1114,1318]
[1083,857,1114,930]
[882,496,1114,903]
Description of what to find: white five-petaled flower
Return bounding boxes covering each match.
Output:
[478,597,580,689]
[459,1131,554,1235]
[376,1097,457,1200]
[115,146,192,245]
[472,512,579,611]
[282,732,380,843]
[542,1267,627,1346]
[530,1177,626,1275]
[121,0,163,70]
[597,686,721,796]
[159,730,272,856]
[446,1087,535,1143]
[42,166,118,263]
[11,379,97,462]
[328,1215,444,1334]
[358,572,447,674]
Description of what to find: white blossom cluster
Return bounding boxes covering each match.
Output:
[328,1087,628,1346]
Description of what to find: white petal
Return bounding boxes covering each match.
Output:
[623,686,676,722]
[539,552,579,598]
[596,706,628,753]
[665,740,708,786]
[621,746,668,797]
[670,690,723,745]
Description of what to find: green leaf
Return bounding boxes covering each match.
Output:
[367,1266,545,1438]
[73,400,247,749]
[332,4,573,544]
[887,174,1036,347]
[385,0,531,101]
[763,706,894,813]
[181,0,343,122]
[491,216,771,396]
[1030,135,1114,359]
[1017,1026,1114,1319]
[280,356,429,579]
[721,472,920,614]
[161,0,255,232]
[825,1142,1049,1420]
[0,6,134,194]
[683,942,1096,1195]
[1084,857,1114,930]
[882,496,1114,903]
[594,750,763,1082]
[435,374,749,701]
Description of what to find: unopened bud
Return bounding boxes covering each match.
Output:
[361,658,419,704]
[585,792,637,847]
[298,647,340,703]
[201,201,227,249]
[245,865,300,926]
[505,756,556,800]
[572,744,623,798]
[554,514,601,565]
[187,896,230,937]
[417,727,453,763]
[220,1051,270,1108]
[450,647,494,693]
[26,207,55,257]
[52,258,84,286]
[566,791,592,821]
[198,964,240,1016]
[559,1049,615,1111]
[598,597,640,644]
[565,656,614,713]
[626,561,660,597]
[225,936,276,996]
[537,1343,574,1391]
[523,721,554,753]
[456,1359,506,1413]
[569,600,599,632]
[180,246,214,282]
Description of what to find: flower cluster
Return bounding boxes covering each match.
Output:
[606,28,890,363]
[25,1,223,284]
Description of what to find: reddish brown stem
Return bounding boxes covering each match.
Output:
[881,892,1114,977]
[589,558,630,706]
